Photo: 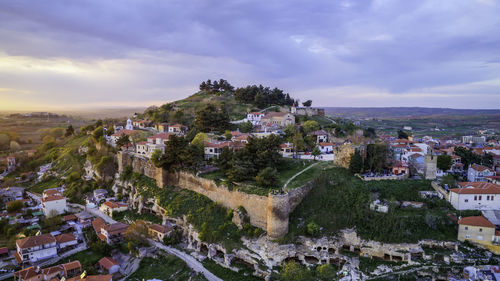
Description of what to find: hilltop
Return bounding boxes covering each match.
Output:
[138,79,297,125]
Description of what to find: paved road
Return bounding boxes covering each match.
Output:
[283,162,320,189]
[68,203,117,224]
[149,240,223,281]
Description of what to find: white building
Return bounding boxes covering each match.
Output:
[246,112,264,125]
[448,182,500,210]
[462,135,486,144]
[125,119,133,130]
[16,234,57,264]
[42,189,67,217]
[468,164,496,182]
[318,142,334,154]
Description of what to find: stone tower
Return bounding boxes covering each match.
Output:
[424,154,437,180]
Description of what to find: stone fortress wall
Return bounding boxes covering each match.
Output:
[117,151,311,238]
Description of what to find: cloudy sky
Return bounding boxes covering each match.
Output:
[0,0,499,111]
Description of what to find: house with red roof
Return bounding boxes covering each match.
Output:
[15,234,57,264]
[458,216,499,247]
[449,182,500,210]
[97,257,120,274]
[41,189,66,217]
[467,164,496,182]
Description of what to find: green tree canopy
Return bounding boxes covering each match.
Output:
[255,167,279,188]
[303,120,320,133]
[302,100,312,107]
[437,155,452,171]
[349,149,363,174]
[194,104,230,132]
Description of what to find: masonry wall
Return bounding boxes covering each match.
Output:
[117,151,311,238]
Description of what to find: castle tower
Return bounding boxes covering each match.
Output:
[424,154,437,180]
[267,192,290,238]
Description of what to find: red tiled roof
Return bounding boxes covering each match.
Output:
[102,201,128,209]
[149,224,172,234]
[62,260,82,272]
[111,129,138,137]
[452,182,500,195]
[150,133,172,140]
[42,195,65,202]
[43,189,61,197]
[14,267,43,280]
[55,233,77,244]
[470,164,494,172]
[98,257,119,270]
[318,142,334,147]
[16,234,55,249]
[66,274,112,281]
[63,214,78,222]
[458,216,495,228]
[92,218,106,234]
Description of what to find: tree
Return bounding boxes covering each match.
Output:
[292,132,305,156]
[194,104,230,132]
[191,132,209,148]
[0,133,9,150]
[302,100,312,107]
[224,130,232,140]
[65,125,75,137]
[49,127,65,139]
[255,167,279,188]
[92,126,104,141]
[115,135,131,149]
[6,200,23,213]
[364,143,388,173]
[9,141,20,151]
[316,264,336,281]
[306,221,319,236]
[397,130,409,139]
[303,120,320,133]
[349,150,363,174]
[216,147,234,174]
[311,146,321,161]
[238,121,253,133]
[42,135,55,144]
[437,155,452,171]
[280,261,311,281]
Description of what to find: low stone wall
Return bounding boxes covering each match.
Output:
[431,181,450,201]
[117,151,312,238]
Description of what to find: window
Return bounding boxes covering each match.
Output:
[474,196,477,201]
[492,196,495,201]
[479,228,482,232]
[479,196,482,200]
[465,234,471,238]
[465,226,468,230]
[487,196,490,200]
[465,199,469,202]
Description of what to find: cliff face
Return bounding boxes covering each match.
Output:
[117,151,311,238]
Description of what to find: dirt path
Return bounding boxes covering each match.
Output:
[283,162,320,189]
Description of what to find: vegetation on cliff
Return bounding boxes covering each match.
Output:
[283,168,457,244]
[155,185,262,250]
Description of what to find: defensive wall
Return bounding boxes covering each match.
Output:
[117,151,311,238]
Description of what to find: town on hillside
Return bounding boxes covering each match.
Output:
[1,80,500,281]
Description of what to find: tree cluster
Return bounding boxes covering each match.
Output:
[151,135,204,172]
[234,85,295,108]
[194,104,230,132]
[199,79,234,94]
[216,135,282,185]
[454,146,493,168]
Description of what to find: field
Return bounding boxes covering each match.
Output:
[0,114,90,153]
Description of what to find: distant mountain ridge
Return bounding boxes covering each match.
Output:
[322,107,500,118]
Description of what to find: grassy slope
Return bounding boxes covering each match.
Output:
[173,91,256,121]
[127,255,207,281]
[282,168,457,244]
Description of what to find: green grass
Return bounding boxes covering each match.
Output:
[113,209,162,224]
[281,168,457,244]
[127,255,207,281]
[202,259,263,281]
[285,161,332,190]
[28,177,61,194]
[277,159,315,188]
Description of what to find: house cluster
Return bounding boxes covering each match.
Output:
[92,218,129,245]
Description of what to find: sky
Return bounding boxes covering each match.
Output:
[0,0,499,111]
